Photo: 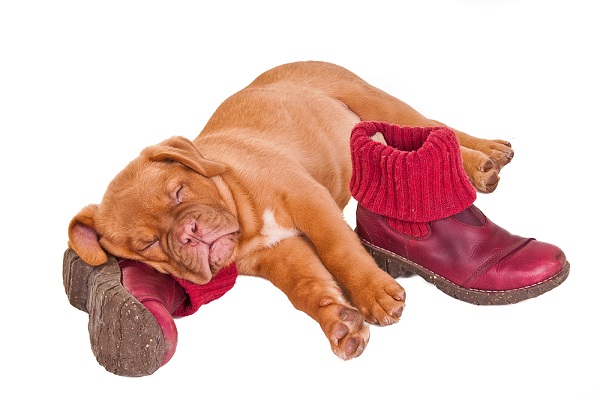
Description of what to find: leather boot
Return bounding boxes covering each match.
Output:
[350,121,569,304]
[63,249,237,376]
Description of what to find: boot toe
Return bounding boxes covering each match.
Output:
[142,300,178,366]
[473,240,568,291]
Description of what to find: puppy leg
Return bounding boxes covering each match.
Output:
[351,92,515,193]
[240,236,370,360]
[287,61,514,192]
[286,182,406,326]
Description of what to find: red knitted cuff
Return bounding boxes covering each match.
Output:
[350,121,476,223]
[172,263,238,317]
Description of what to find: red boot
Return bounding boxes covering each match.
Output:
[350,121,569,305]
[63,249,237,376]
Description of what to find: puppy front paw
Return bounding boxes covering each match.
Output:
[351,271,406,326]
[318,302,370,360]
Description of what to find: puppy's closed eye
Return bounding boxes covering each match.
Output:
[174,186,184,204]
[140,239,159,251]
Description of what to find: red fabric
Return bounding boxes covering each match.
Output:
[350,121,476,236]
[172,263,238,317]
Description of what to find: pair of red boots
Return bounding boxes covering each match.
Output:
[63,121,569,376]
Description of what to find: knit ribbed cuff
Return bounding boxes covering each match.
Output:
[173,263,238,317]
[350,121,476,223]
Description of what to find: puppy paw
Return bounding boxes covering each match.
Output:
[318,301,370,360]
[461,141,513,193]
[352,272,406,326]
[483,139,514,168]
[462,148,500,193]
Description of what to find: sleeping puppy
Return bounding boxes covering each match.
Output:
[68,61,513,359]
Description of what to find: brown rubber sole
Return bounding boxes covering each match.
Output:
[360,238,570,305]
[63,249,165,376]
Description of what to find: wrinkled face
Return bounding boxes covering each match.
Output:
[97,162,239,283]
[69,136,240,285]
[96,159,240,284]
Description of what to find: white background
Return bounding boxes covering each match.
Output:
[2,1,598,396]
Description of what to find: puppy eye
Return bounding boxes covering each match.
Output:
[174,186,184,204]
[141,240,158,251]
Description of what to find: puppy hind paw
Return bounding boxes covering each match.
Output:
[488,139,514,167]
[462,146,507,193]
[473,156,501,193]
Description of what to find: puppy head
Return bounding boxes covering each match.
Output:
[68,136,240,284]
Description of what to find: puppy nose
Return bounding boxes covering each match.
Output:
[179,221,200,246]
[179,221,216,246]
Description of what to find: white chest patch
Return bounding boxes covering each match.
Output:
[261,209,300,247]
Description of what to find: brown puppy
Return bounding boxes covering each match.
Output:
[68,61,513,360]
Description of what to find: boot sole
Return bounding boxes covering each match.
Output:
[63,249,165,376]
[360,238,570,305]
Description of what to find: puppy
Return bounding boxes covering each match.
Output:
[68,61,513,359]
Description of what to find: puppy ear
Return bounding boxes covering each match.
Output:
[68,204,109,266]
[145,136,227,177]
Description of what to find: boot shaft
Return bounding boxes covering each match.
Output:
[350,121,476,224]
